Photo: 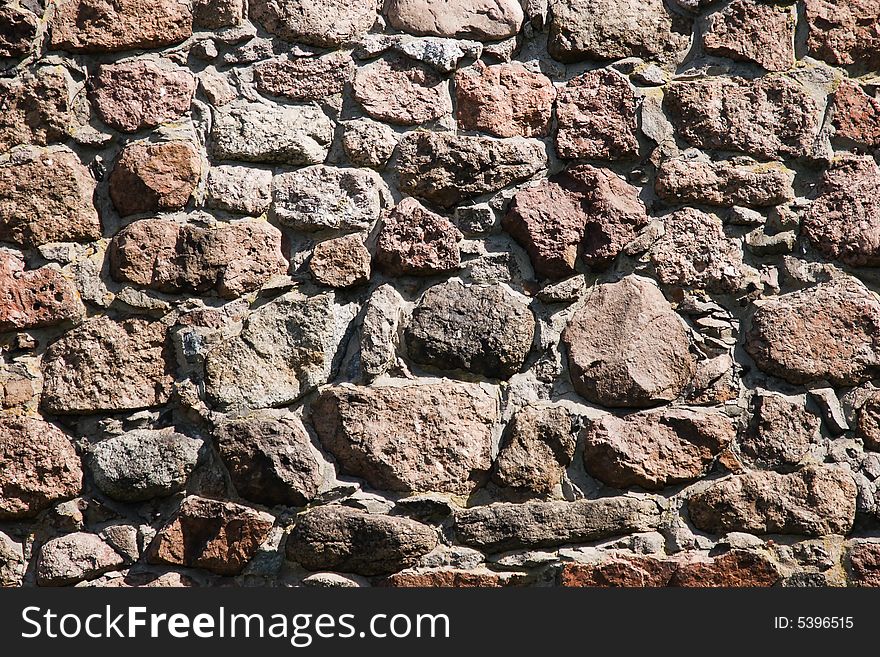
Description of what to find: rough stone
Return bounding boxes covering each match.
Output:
[311,382,498,495]
[831,81,880,148]
[741,394,820,470]
[287,505,438,576]
[745,277,880,386]
[193,0,243,28]
[359,284,404,378]
[352,55,452,125]
[655,158,795,208]
[555,69,639,160]
[211,101,332,165]
[310,234,371,288]
[385,0,523,40]
[254,53,355,101]
[41,316,173,414]
[455,496,663,552]
[375,197,462,276]
[108,141,201,217]
[37,533,123,586]
[406,281,534,379]
[205,165,273,216]
[562,276,695,408]
[342,120,398,168]
[109,218,287,298]
[214,413,323,507]
[688,466,857,536]
[805,0,880,69]
[582,409,734,490]
[0,68,74,152]
[51,0,193,52]
[0,6,38,57]
[703,0,795,72]
[0,251,84,331]
[88,60,196,133]
[250,0,378,47]
[455,61,555,138]
[147,496,275,576]
[0,532,25,586]
[857,393,880,451]
[396,131,547,208]
[385,569,527,587]
[0,417,82,520]
[849,542,880,586]
[88,429,203,502]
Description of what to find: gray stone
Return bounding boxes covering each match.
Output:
[360,284,405,378]
[205,165,273,216]
[37,533,123,586]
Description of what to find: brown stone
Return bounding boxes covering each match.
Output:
[655,158,794,208]
[555,69,639,160]
[250,0,378,47]
[562,276,695,408]
[311,382,498,495]
[385,569,527,587]
[385,0,523,39]
[352,55,452,126]
[310,234,371,288]
[0,147,101,248]
[665,76,822,159]
[856,392,880,451]
[0,67,74,152]
[109,218,287,298]
[582,409,734,490]
[51,0,193,53]
[831,81,880,148]
[41,315,173,414]
[805,0,880,69]
[375,197,462,276]
[703,0,795,72]
[109,141,201,217]
[37,533,124,587]
[254,53,354,101]
[455,61,555,138]
[492,405,576,494]
[688,466,857,536]
[0,251,83,331]
[0,5,38,57]
[287,505,438,576]
[193,0,243,28]
[745,277,880,386]
[741,394,820,470]
[147,496,275,576]
[0,417,83,520]
[88,60,196,133]
[849,542,880,586]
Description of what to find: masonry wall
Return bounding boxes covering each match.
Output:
[1,0,880,587]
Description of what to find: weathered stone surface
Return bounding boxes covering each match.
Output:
[650,208,746,293]
[311,382,498,495]
[287,505,438,576]
[250,0,378,47]
[0,418,82,520]
[555,69,638,160]
[0,67,74,153]
[0,531,25,586]
[109,141,201,217]
[831,81,880,148]
[353,55,452,126]
[655,158,794,208]
[88,429,203,502]
[805,0,880,69]
[205,165,273,216]
[563,276,695,408]
[375,197,462,276]
[802,157,880,267]
[41,316,173,414]
[272,165,387,231]
[582,409,734,490]
[385,0,523,40]
[406,281,534,379]
[857,392,880,451]
[688,466,857,535]
[456,496,663,552]
[89,60,195,133]
[665,76,822,159]
[397,131,547,208]
[342,119,398,168]
[37,533,123,586]
[215,413,322,507]
[548,0,688,63]
[455,61,555,138]
[147,496,275,576]
[254,53,354,101]
[51,0,193,52]
[310,234,371,288]
[0,251,83,331]
[849,542,880,586]
[211,101,332,165]
[110,218,287,298]
[745,277,880,386]
[703,0,795,72]
[0,6,37,57]
[204,293,339,410]
[559,549,779,587]
[503,165,647,279]
[360,284,404,378]
[741,394,819,470]
[193,0,243,28]
[385,569,527,587]
[492,405,576,494]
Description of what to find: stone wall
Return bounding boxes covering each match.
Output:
[1,0,880,588]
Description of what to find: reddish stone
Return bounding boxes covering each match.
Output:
[703,0,795,72]
[0,68,74,152]
[352,55,452,126]
[849,542,880,586]
[655,158,794,208]
[0,250,83,331]
[193,0,243,28]
[805,0,880,69]
[384,569,528,587]
[0,5,38,57]
[375,197,462,276]
[249,0,378,47]
[109,141,201,217]
[309,234,371,288]
[37,533,124,587]
[831,81,880,148]
[857,392,880,451]
[254,52,355,101]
